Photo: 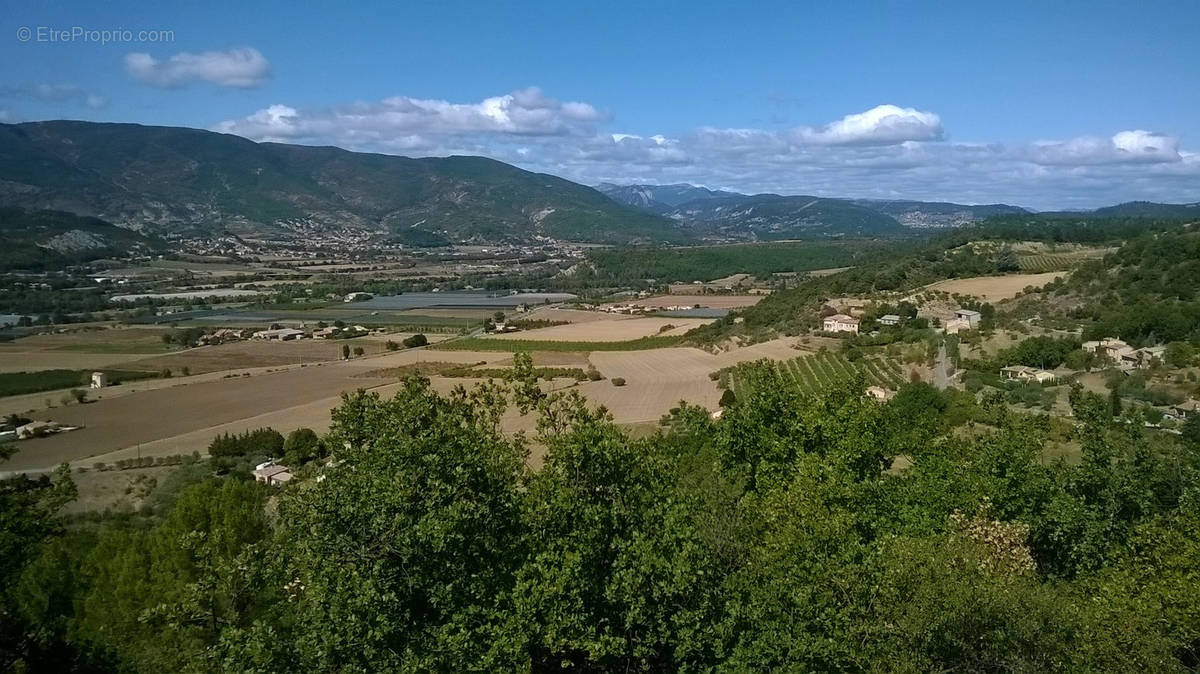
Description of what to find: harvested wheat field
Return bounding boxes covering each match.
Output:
[2,337,808,473]
[126,339,390,375]
[0,351,160,374]
[918,272,1066,302]
[584,348,723,422]
[486,317,713,342]
[3,361,396,472]
[0,326,171,373]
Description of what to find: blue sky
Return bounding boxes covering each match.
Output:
[2,0,1197,209]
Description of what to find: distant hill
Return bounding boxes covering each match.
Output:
[597,183,743,213]
[1088,201,1200,219]
[599,183,1031,237]
[667,194,908,239]
[0,207,159,271]
[850,199,1028,228]
[0,121,687,245]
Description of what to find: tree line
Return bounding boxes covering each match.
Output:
[2,354,1200,671]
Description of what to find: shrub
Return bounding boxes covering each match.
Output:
[611,377,626,387]
[402,334,429,348]
[386,340,400,351]
[719,388,736,407]
[586,366,603,381]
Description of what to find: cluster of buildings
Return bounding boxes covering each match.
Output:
[252,328,307,341]
[199,328,251,345]
[1083,338,1166,371]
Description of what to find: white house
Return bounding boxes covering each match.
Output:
[1000,365,1056,384]
[866,386,895,401]
[822,314,860,334]
[954,309,982,328]
[90,372,108,389]
[878,314,901,326]
[253,461,294,486]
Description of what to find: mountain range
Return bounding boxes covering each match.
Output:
[598,183,1199,236]
[597,183,1029,235]
[0,121,685,245]
[0,121,1195,248]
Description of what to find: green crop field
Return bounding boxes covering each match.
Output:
[730,352,906,396]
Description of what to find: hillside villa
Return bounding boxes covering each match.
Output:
[1169,399,1199,421]
[1000,365,1057,384]
[822,314,860,334]
[253,460,294,486]
[1083,338,1164,370]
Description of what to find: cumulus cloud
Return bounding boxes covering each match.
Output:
[0,83,106,109]
[793,104,943,145]
[213,90,1196,209]
[124,48,271,88]
[216,87,605,146]
[1029,129,1181,165]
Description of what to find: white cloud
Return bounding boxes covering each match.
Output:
[793,104,943,145]
[125,48,271,88]
[213,90,1197,209]
[1028,130,1181,165]
[216,87,605,145]
[0,83,106,109]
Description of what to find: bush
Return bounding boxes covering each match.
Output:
[586,366,603,381]
[611,377,626,387]
[719,388,736,407]
[402,334,429,348]
[386,340,400,351]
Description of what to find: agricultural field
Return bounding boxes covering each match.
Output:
[0,327,173,372]
[124,338,390,375]
[1018,247,1114,271]
[481,316,712,342]
[729,351,906,396]
[614,294,764,309]
[918,272,1066,302]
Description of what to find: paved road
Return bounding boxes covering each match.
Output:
[933,342,951,390]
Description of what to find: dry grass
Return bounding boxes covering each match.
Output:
[127,339,389,374]
[919,272,1067,302]
[0,327,170,373]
